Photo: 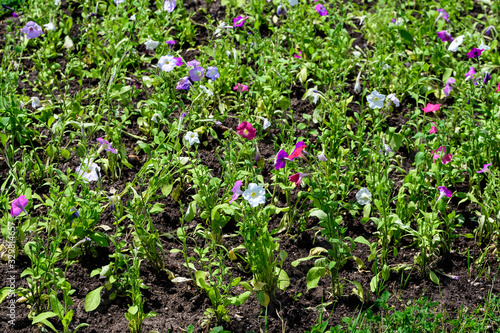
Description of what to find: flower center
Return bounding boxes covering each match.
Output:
[373,97,379,101]
[244,129,249,135]
[86,169,92,174]
[251,192,256,197]
[361,193,369,200]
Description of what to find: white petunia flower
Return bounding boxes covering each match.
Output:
[184,131,200,146]
[387,93,400,107]
[145,39,159,51]
[243,183,266,207]
[354,73,362,93]
[55,0,61,5]
[76,159,101,183]
[151,113,161,123]
[356,187,372,206]
[256,116,271,130]
[130,14,136,21]
[366,90,386,109]
[478,44,490,51]
[114,0,125,6]
[158,55,177,72]
[288,0,298,6]
[359,15,367,25]
[199,85,214,97]
[448,35,464,52]
[31,97,41,109]
[214,22,233,37]
[44,22,55,31]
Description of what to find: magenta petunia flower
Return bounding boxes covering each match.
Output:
[477,163,492,174]
[497,82,500,92]
[22,21,44,39]
[176,77,192,90]
[467,48,484,59]
[293,51,302,59]
[431,146,452,165]
[429,122,437,134]
[289,173,311,187]
[229,180,243,203]
[423,103,441,113]
[237,121,256,140]
[165,40,176,46]
[437,9,449,21]
[315,4,328,16]
[97,138,117,154]
[233,83,249,92]
[189,66,205,82]
[438,186,452,201]
[10,195,29,217]
[174,57,183,66]
[186,59,200,67]
[233,15,248,27]
[275,149,288,169]
[444,77,455,97]
[437,31,453,42]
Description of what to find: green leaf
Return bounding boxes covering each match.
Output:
[62,309,73,328]
[306,267,326,289]
[276,268,290,290]
[399,29,414,45]
[185,201,197,222]
[161,182,173,196]
[32,311,58,324]
[149,202,165,214]
[370,273,380,293]
[223,291,251,306]
[429,271,440,285]
[84,286,103,312]
[309,209,328,221]
[414,151,425,167]
[363,204,371,219]
[128,305,138,315]
[90,231,109,247]
[353,236,370,247]
[0,287,13,304]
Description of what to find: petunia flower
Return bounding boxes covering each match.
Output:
[429,122,437,134]
[277,4,286,15]
[206,66,220,81]
[288,0,298,6]
[189,66,205,82]
[255,116,271,130]
[485,26,492,35]
[356,188,372,206]
[199,85,213,96]
[158,55,182,72]
[275,149,288,169]
[289,173,311,187]
[186,59,200,67]
[236,121,256,140]
[444,78,455,96]
[293,51,302,59]
[31,97,41,109]
[436,9,449,21]
[145,39,159,51]
[151,113,161,123]
[44,23,56,31]
[97,138,117,154]
[477,163,492,174]
[437,186,452,201]
[184,131,200,146]
[448,35,464,52]
[22,21,44,39]
[164,0,176,12]
[287,142,307,161]
[130,14,136,21]
[497,82,500,93]
[315,4,328,16]
[242,183,266,207]
[233,15,248,27]
[467,48,484,59]
[359,15,367,25]
[229,180,243,203]
[478,44,490,51]
[317,151,327,162]
[387,93,400,107]
[367,90,386,109]
[465,66,475,81]
[431,146,452,165]
[483,72,491,85]
[380,143,392,156]
[176,77,192,90]
[233,83,249,92]
[437,31,453,42]
[165,40,176,46]
[423,103,441,113]
[76,159,101,183]
[10,195,29,217]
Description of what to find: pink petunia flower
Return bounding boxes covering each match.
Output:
[429,122,437,134]
[233,83,249,92]
[287,142,307,161]
[465,66,475,81]
[237,122,256,140]
[477,163,492,174]
[423,103,441,113]
[293,51,303,59]
[289,173,311,187]
[437,9,449,21]
[496,82,500,92]
[10,195,29,217]
[233,15,248,27]
[229,180,243,203]
[431,146,452,165]
[444,77,455,97]
[97,138,117,154]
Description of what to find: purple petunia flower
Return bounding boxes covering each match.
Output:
[165,40,176,46]
[174,57,183,66]
[97,138,117,154]
[22,21,44,39]
[315,4,328,16]
[477,163,492,174]
[229,180,243,203]
[438,186,452,201]
[467,48,484,59]
[483,72,491,85]
[206,66,220,81]
[186,59,200,67]
[465,66,475,81]
[437,31,453,42]
[274,149,288,170]
[189,66,205,82]
[485,26,491,36]
[277,4,285,16]
[444,77,455,96]
[233,15,248,27]
[437,9,449,21]
[176,77,192,90]
[10,195,29,217]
